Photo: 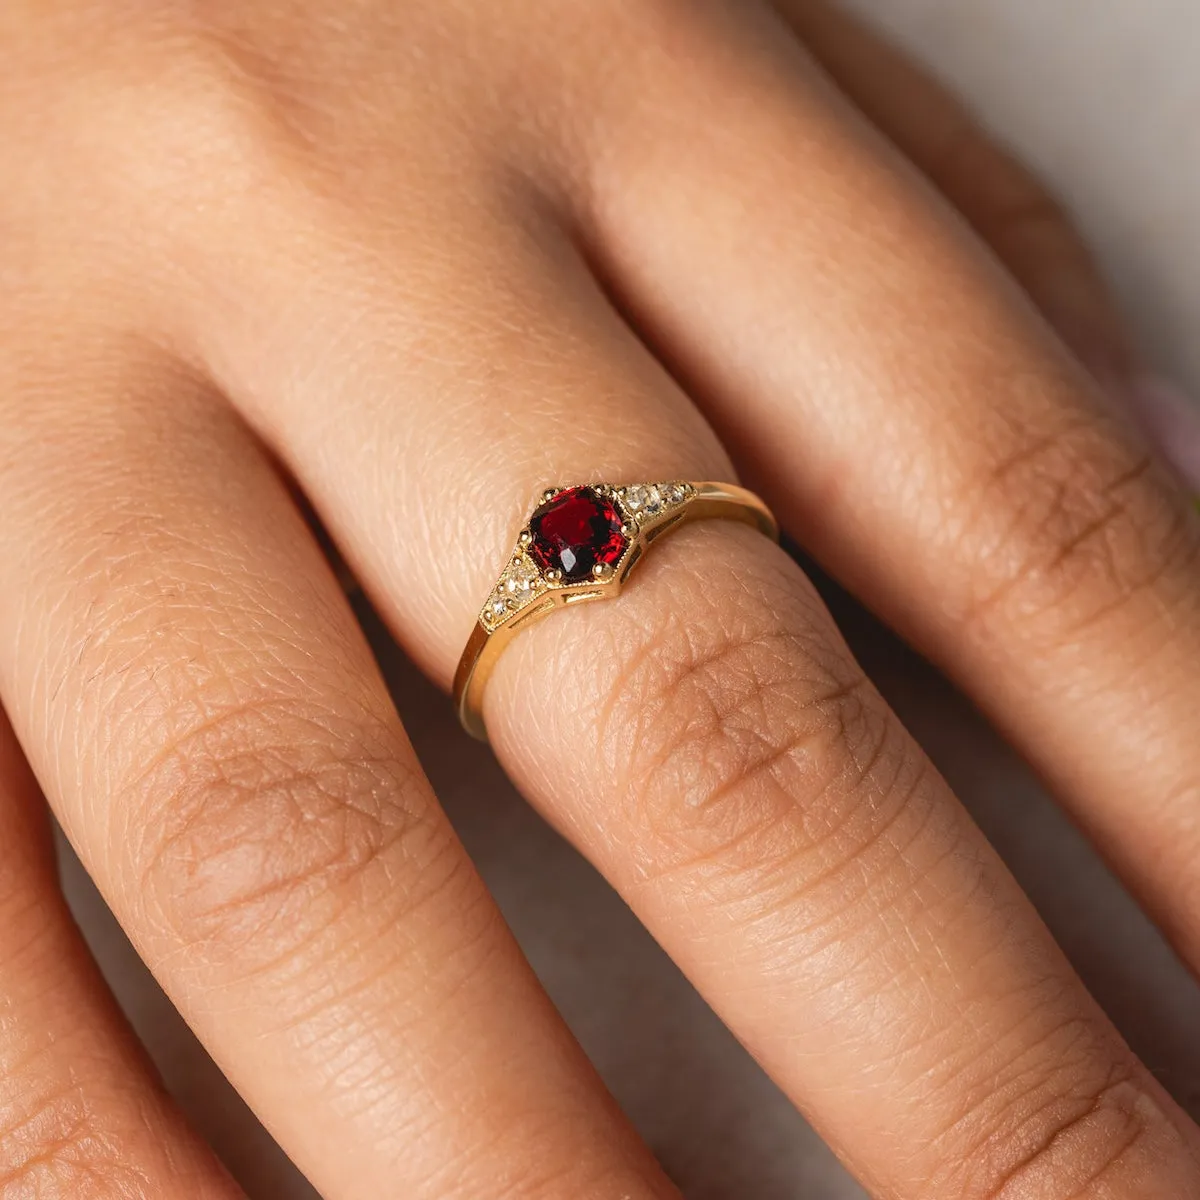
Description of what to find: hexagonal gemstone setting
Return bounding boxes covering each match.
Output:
[528,486,627,583]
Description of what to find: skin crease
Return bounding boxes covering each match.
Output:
[0,1,1198,1198]
[0,717,238,1198]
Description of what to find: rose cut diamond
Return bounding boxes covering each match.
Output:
[504,558,538,598]
[622,484,661,516]
[621,481,690,521]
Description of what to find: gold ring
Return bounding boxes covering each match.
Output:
[453,481,779,739]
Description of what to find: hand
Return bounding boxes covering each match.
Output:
[2,2,1199,1197]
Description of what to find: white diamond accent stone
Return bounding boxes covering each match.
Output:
[484,554,545,626]
[505,557,539,597]
[621,481,692,523]
[622,484,662,518]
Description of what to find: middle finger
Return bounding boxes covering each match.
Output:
[0,350,671,1199]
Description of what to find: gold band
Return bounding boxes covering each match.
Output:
[453,480,778,740]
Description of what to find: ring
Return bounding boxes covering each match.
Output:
[454,481,779,739]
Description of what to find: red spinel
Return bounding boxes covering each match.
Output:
[529,487,627,583]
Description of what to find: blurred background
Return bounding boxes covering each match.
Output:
[61,3,1200,1196]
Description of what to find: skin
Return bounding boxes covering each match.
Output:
[0,1,1198,1197]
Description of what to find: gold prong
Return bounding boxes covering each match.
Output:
[542,488,558,502]
[620,523,633,537]
[518,530,532,547]
[545,568,563,584]
[592,563,614,581]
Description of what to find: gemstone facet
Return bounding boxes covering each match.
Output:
[528,486,627,583]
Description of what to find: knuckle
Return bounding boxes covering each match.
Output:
[0,1082,145,1199]
[604,570,929,905]
[985,187,1079,263]
[947,1064,1162,1200]
[112,42,305,217]
[959,404,1200,643]
[20,12,317,247]
[127,695,449,964]
[935,114,1077,248]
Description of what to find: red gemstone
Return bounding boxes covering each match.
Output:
[528,487,627,583]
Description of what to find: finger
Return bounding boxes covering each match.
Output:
[188,142,1200,1196]
[573,1,1200,975]
[0,714,238,1197]
[770,0,1133,390]
[772,0,1200,495]
[0,347,673,1200]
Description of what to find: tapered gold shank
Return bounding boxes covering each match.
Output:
[453,481,778,740]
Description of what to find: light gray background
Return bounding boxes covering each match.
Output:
[62,4,1200,1197]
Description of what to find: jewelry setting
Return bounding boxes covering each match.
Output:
[454,480,777,740]
[479,482,690,633]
